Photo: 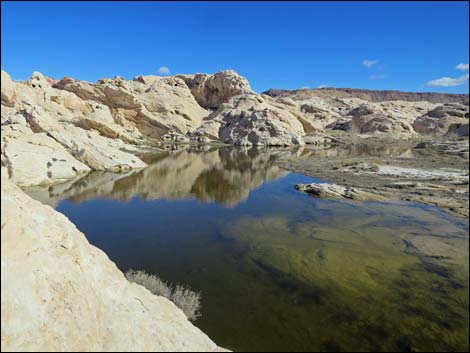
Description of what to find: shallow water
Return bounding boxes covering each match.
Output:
[26,146,469,352]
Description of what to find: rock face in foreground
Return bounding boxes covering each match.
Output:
[0,173,223,352]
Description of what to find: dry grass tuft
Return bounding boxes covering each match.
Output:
[125,269,201,321]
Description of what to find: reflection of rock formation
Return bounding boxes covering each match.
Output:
[25,147,290,208]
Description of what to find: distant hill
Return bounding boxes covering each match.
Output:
[262,88,469,105]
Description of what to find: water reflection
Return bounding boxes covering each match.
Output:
[24,146,297,207]
[24,143,425,208]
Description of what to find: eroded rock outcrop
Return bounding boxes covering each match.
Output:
[413,103,469,135]
[318,99,437,137]
[0,172,224,352]
[2,68,469,188]
[193,94,309,146]
[177,70,253,110]
[262,86,469,138]
[1,125,90,186]
[54,74,209,138]
[1,71,148,182]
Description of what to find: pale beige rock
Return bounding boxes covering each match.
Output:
[295,182,388,201]
[46,126,147,172]
[1,71,16,107]
[0,174,223,352]
[2,99,147,173]
[1,125,90,187]
[348,102,384,117]
[73,103,144,143]
[350,113,416,138]
[298,99,343,130]
[342,100,437,137]
[55,74,209,138]
[278,94,440,138]
[413,103,469,135]
[194,94,308,146]
[177,70,253,109]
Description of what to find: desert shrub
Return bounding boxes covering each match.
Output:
[125,269,201,321]
[170,284,202,322]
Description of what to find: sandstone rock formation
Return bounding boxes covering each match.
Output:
[1,172,224,352]
[54,74,209,138]
[2,68,469,189]
[295,182,388,201]
[193,94,310,146]
[177,70,253,110]
[1,71,148,183]
[413,103,469,135]
[263,89,467,138]
[1,125,90,187]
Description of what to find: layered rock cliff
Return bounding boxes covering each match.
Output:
[2,69,469,180]
[263,87,470,105]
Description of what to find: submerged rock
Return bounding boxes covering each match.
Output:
[295,182,388,202]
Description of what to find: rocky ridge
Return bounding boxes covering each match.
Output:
[2,70,468,186]
[263,87,470,105]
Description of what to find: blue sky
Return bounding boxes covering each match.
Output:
[1,1,469,93]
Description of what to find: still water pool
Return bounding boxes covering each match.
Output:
[26,147,469,352]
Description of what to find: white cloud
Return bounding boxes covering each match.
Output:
[317,84,329,88]
[456,63,469,71]
[362,59,378,68]
[369,74,386,80]
[426,74,469,87]
[157,66,170,75]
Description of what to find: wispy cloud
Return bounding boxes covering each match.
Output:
[456,63,469,71]
[369,74,386,81]
[317,84,329,88]
[426,74,469,87]
[157,66,170,75]
[362,59,378,68]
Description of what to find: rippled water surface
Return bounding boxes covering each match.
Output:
[26,146,469,352]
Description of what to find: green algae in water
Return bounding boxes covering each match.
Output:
[216,208,468,351]
[26,147,469,352]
